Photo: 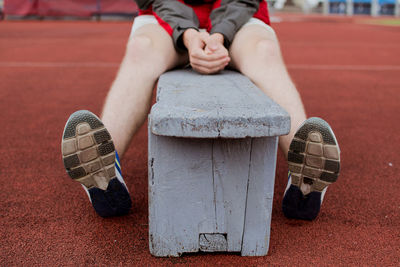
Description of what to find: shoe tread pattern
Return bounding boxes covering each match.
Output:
[62,110,115,190]
[63,110,104,139]
[288,117,340,193]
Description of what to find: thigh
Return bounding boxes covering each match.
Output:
[127,17,188,72]
[228,23,307,157]
[229,23,281,71]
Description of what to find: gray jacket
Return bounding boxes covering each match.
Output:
[134,0,262,51]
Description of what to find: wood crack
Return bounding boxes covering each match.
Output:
[240,138,253,251]
[211,139,218,231]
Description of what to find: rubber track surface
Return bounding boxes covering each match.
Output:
[1,15,399,266]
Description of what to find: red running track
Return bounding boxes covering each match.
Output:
[1,15,399,266]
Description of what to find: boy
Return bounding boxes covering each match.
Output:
[61,0,340,220]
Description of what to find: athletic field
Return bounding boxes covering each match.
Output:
[1,14,399,265]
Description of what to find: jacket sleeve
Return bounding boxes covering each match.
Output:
[135,0,200,52]
[134,0,153,10]
[209,0,261,48]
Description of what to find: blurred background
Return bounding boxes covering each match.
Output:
[0,0,398,20]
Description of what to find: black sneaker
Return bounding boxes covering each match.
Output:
[282,117,340,220]
[61,110,132,217]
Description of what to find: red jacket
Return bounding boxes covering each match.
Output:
[135,0,270,51]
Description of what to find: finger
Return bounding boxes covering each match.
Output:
[193,60,229,70]
[199,31,210,40]
[190,39,206,51]
[191,65,210,74]
[204,43,229,56]
[204,46,228,58]
[190,58,230,72]
[192,65,225,75]
[204,45,213,55]
[192,49,228,61]
[191,61,228,74]
[206,39,220,52]
[186,33,208,52]
[192,64,218,75]
[190,56,230,70]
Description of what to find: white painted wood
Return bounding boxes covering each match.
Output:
[148,134,258,256]
[241,137,278,256]
[148,70,289,257]
[212,138,252,252]
[148,132,280,257]
[148,132,216,256]
[150,69,290,138]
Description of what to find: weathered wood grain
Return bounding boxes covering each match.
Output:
[212,138,252,252]
[148,69,289,257]
[149,132,215,256]
[241,137,278,256]
[150,69,290,138]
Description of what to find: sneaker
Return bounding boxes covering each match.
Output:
[61,110,132,217]
[282,117,340,220]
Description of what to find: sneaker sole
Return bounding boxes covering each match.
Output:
[287,117,340,194]
[61,110,116,190]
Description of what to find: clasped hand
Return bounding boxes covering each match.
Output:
[183,29,230,74]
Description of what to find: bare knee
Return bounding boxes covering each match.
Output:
[124,35,174,77]
[254,39,282,63]
[125,35,154,62]
[124,33,184,75]
[234,38,283,77]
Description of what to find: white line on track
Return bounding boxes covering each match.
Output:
[287,64,400,71]
[281,42,399,48]
[0,62,120,68]
[0,62,399,71]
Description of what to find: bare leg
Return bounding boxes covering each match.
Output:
[229,24,341,221]
[229,24,307,158]
[101,24,187,157]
